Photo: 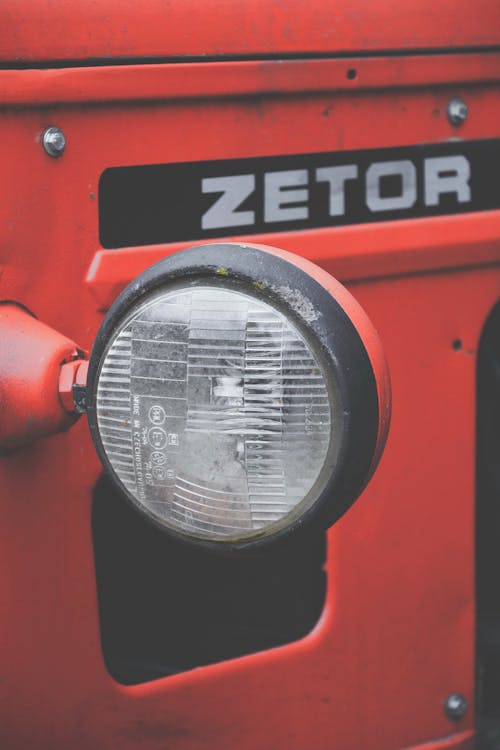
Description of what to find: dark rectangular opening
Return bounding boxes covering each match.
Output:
[476,301,500,748]
[92,475,327,685]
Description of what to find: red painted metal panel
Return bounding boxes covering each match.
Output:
[0,53,499,107]
[0,0,499,63]
[85,210,500,308]
[0,50,498,750]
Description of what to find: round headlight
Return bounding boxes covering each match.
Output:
[86,243,390,550]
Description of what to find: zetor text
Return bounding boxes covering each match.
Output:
[201,155,471,230]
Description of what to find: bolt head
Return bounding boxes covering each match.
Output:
[447,97,468,127]
[444,692,468,721]
[42,127,66,157]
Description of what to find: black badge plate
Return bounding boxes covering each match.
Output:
[99,139,500,249]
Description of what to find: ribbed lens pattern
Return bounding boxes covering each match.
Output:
[96,286,332,541]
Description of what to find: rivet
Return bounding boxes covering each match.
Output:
[444,692,468,721]
[42,127,66,158]
[447,98,468,127]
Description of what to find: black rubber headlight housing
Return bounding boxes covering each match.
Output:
[86,243,390,552]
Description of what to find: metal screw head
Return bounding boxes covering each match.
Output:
[42,127,66,157]
[444,692,468,721]
[447,97,468,127]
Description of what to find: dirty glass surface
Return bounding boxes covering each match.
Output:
[96,285,332,542]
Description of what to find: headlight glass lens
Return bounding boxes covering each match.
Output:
[96,284,335,542]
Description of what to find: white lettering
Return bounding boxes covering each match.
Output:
[424,155,471,206]
[264,169,309,223]
[315,165,358,216]
[199,152,474,231]
[201,174,255,230]
[366,160,417,212]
